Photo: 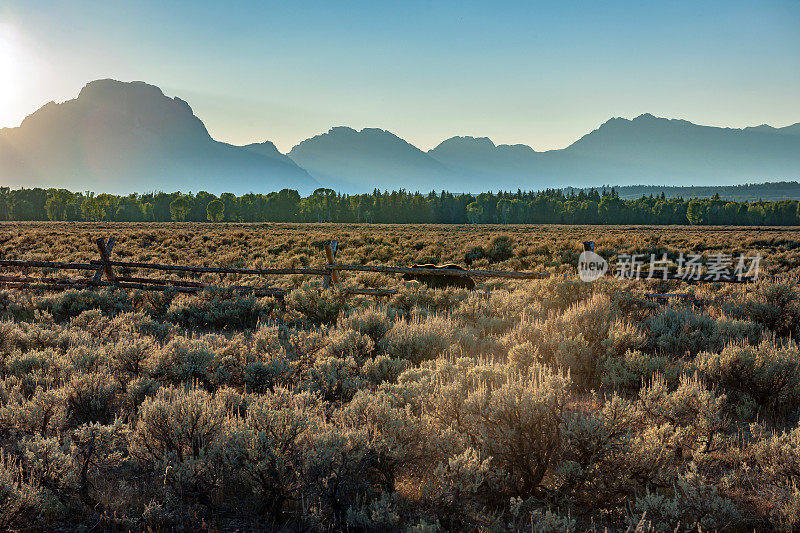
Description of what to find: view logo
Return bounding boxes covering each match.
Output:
[578,241,608,282]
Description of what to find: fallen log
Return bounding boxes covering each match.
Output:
[328,263,549,279]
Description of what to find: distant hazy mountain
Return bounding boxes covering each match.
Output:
[743,123,800,136]
[0,79,319,194]
[427,114,800,190]
[2,79,799,195]
[560,114,800,185]
[287,126,458,193]
[426,136,538,182]
[291,114,800,193]
[241,140,297,165]
[426,136,597,190]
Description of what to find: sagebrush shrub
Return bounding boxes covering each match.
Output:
[398,359,570,501]
[532,275,591,313]
[130,288,176,319]
[556,405,632,501]
[5,348,54,379]
[0,290,34,322]
[388,285,470,316]
[0,224,798,530]
[38,289,132,322]
[637,373,728,455]
[463,246,486,265]
[0,453,41,529]
[243,355,293,393]
[20,433,70,509]
[165,290,273,330]
[628,466,741,532]
[0,387,67,435]
[339,307,393,343]
[504,294,644,389]
[317,329,375,361]
[380,315,458,364]
[285,282,349,325]
[150,337,221,389]
[644,306,761,357]
[238,388,322,520]
[64,372,120,427]
[345,491,402,531]
[131,387,233,504]
[602,350,682,393]
[334,388,429,497]
[486,235,515,263]
[453,290,522,336]
[108,338,153,377]
[121,376,159,417]
[731,281,800,338]
[695,340,800,420]
[68,421,129,509]
[747,424,800,531]
[301,425,387,526]
[460,366,568,497]
[301,356,364,403]
[250,324,287,356]
[361,355,410,385]
[507,498,577,533]
[141,499,176,530]
[354,270,390,289]
[422,447,495,528]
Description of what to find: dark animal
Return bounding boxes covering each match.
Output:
[401,263,476,290]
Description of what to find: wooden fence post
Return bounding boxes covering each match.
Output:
[323,240,339,288]
[95,237,117,282]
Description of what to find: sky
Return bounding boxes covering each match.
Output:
[1,0,799,153]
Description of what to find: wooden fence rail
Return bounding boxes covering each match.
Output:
[327,263,550,279]
[0,236,553,300]
[0,274,288,296]
[0,236,787,303]
[89,260,329,277]
[0,259,547,282]
[0,260,98,271]
[617,272,757,283]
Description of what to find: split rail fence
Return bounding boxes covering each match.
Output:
[0,237,549,300]
[0,236,779,303]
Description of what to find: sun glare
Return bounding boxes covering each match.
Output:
[0,23,27,128]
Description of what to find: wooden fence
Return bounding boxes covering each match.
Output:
[0,237,549,299]
[0,236,784,301]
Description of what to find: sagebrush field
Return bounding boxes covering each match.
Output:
[1,222,800,531]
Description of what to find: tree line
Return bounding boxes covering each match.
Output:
[1,186,799,225]
[607,181,800,202]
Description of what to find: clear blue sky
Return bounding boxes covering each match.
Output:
[1,0,799,152]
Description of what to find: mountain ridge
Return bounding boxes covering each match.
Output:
[288,126,457,193]
[0,79,319,194]
[2,79,799,194]
[293,113,800,191]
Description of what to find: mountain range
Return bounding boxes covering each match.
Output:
[1,79,799,194]
[0,80,319,194]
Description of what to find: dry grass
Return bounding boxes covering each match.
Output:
[0,222,797,531]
